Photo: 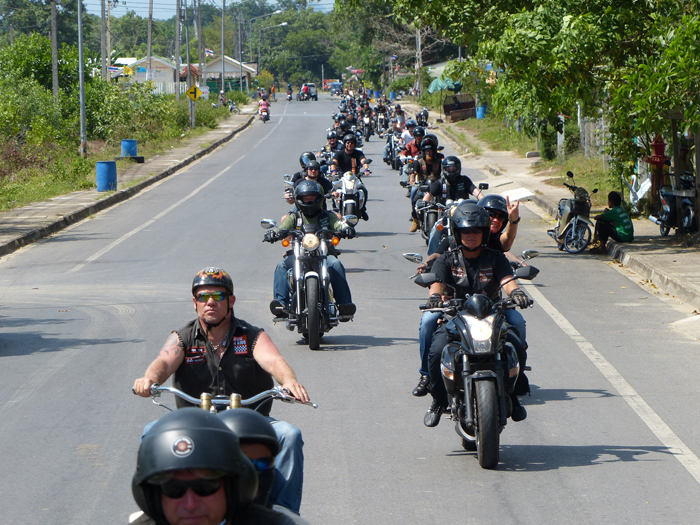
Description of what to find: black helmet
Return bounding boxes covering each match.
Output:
[395,104,401,110]
[327,130,338,140]
[306,160,321,171]
[336,113,346,121]
[406,119,417,128]
[192,267,234,296]
[132,408,257,524]
[295,180,324,217]
[343,133,357,144]
[413,126,426,139]
[478,195,509,234]
[442,156,461,183]
[339,121,350,133]
[420,136,438,152]
[299,151,316,169]
[451,202,491,246]
[219,409,280,507]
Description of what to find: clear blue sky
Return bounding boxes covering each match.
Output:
[83,0,333,21]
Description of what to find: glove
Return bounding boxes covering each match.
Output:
[343,227,356,238]
[426,293,443,309]
[363,169,371,176]
[510,288,531,309]
[264,230,278,242]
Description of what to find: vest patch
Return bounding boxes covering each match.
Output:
[186,346,205,364]
[232,335,249,355]
[451,266,465,278]
[479,267,494,283]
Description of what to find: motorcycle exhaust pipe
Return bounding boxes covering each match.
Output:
[648,216,661,225]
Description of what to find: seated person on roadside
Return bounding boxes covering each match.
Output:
[451,96,461,111]
[131,408,294,525]
[590,191,634,254]
[132,268,309,515]
[674,141,695,175]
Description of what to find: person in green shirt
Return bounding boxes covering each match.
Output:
[590,191,634,254]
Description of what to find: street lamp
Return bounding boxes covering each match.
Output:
[258,22,287,76]
[249,10,283,63]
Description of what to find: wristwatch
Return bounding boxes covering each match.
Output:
[509,217,521,224]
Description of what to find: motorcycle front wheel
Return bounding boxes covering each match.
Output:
[660,222,671,236]
[476,380,499,469]
[423,212,437,243]
[305,276,320,350]
[564,222,591,254]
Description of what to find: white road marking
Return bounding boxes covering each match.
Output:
[69,115,286,273]
[522,282,700,484]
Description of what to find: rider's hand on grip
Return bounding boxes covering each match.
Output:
[343,227,356,238]
[264,230,278,243]
[510,288,531,309]
[426,293,443,309]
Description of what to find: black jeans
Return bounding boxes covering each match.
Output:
[595,219,621,245]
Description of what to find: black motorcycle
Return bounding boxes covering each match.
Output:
[410,251,539,469]
[651,172,698,236]
[262,217,358,350]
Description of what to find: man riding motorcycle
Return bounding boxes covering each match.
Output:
[422,203,531,427]
[133,268,309,514]
[268,180,357,321]
[331,134,370,220]
[408,137,444,232]
[318,131,342,156]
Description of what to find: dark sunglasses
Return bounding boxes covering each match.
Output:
[459,227,485,235]
[157,477,223,499]
[195,292,228,303]
[250,456,275,472]
[307,167,320,171]
[488,211,507,221]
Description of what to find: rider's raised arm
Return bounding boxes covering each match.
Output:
[133,332,185,396]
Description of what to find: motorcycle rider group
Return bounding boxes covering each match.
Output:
[129,92,534,524]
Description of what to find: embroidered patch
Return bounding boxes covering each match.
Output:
[451,266,465,278]
[186,346,205,364]
[479,266,494,283]
[232,335,248,355]
[186,356,205,364]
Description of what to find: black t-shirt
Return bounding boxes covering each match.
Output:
[333,149,366,174]
[429,175,477,203]
[292,175,333,194]
[432,248,513,300]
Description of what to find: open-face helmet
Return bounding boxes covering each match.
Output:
[192,268,234,296]
[299,151,316,169]
[451,202,491,247]
[343,134,357,145]
[478,195,509,234]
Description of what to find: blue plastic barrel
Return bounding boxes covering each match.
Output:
[121,139,138,157]
[390,91,397,100]
[476,104,487,119]
[96,161,117,192]
[375,90,381,99]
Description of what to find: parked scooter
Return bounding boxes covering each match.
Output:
[262,217,358,350]
[649,172,698,236]
[408,251,539,469]
[547,171,598,253]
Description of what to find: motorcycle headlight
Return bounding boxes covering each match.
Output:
[464,316,494,354]
[345,180,356,191]
[301,233,320,251]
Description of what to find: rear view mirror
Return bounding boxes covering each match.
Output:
[414,273,437,288]
[566,171,574,178]
[403,253,423,264]
[342,215,359,226]
[521,250,539,261]
[261,219,277,230]
[479,183,489,190]
[514,265,539,280]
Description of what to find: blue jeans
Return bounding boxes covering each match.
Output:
[141,416,305,514]
[273,254,352,306]
[418,311,441,376]
[427,223,445,255]
[504,309,526,345]
[268,418,304,514]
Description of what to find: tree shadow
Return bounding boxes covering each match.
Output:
[296,334,418,351]
[447,443,673,472]
[0,330,143,358]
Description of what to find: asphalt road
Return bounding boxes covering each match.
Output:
[2,95,700,524]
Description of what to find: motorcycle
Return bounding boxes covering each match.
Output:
[407,250,539,469]
[349,124,364,148]
[414,197,444,245]
[376,112,388,134]
[331,163,371,221]
[416,107,429,127]
[262,216,358,350]
[362,115,373,142]
[287,91,293,101]
[649,172,698,236]
[259,108,270,123]
[547,170,598,253]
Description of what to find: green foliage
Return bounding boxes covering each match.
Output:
[256,70,275,89]
[389,76,414,93]
[227,91,249,105]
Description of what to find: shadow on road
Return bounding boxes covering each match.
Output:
[297,334,418,351]
[0,330,143,357]
[524,384,615,405]
[345,268,392,273]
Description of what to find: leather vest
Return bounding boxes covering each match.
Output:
[448,247,503,300]
[174,317,274,415]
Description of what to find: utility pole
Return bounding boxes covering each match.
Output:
[415,25,422,98]
[221,0,226,95]
[184,0,195,128]
[77,0,87,156]
[51,0,59,103]
[197,0,204,86]
[321,64,324,90]
[238,12,243,92]
[107,0,111,69]
[147,0,153,77]
[100,0,107,78]
[175,0,181,100]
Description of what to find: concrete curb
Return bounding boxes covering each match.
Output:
[0,115,255,258]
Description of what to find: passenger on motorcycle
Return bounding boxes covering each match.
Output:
[268,181,357,321]
[133,268,309,514]
[219,409,311,524]
[318,131,342,156]
[131,408,293,525]
[424,156,484,253]
[409,137,445,232]
[401,119,417,146]
[258,96,270,118]
[422,204,531,427]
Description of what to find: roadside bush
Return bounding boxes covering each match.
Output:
[389,76,414,93]
[228,91,249,105]
[0,77,59,140]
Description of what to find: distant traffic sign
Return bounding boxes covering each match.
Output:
[186,85,202,102]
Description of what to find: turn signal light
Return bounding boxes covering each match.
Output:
[332,237,340,246]
[437,223,444,231]
[282,239,290,247]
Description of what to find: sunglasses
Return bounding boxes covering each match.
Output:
[195,292,228,303]
[250,456,275,472]
[307,167,320,171]
[488,211,507,221]
[158,477,223,499]
[459,227,485,235]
